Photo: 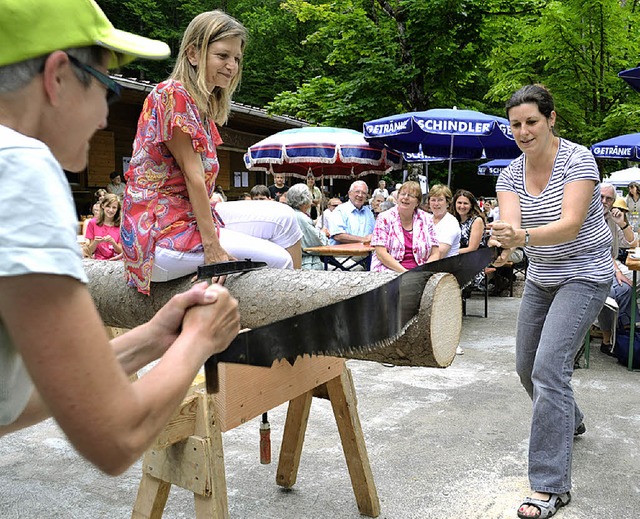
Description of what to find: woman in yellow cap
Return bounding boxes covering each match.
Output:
[0,0,239,475]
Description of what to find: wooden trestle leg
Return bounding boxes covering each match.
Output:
[130,358,379,518]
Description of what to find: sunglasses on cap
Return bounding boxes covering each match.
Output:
[66,54,122,105]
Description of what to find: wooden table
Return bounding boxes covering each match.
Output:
[304,243,374,271]
[623,255,640,370]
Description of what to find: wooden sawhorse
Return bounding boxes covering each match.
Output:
[130,356,380,518]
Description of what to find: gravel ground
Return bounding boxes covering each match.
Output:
[1,295,638,519]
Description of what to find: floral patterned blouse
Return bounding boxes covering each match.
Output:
[122,80,224,295]
[370,206,439,272]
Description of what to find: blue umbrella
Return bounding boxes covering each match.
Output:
[363,108,520,186]
[590,133,640,161]
[477,159,514,176]
[619,67,640,93]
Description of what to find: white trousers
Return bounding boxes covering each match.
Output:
[151,200,303,282]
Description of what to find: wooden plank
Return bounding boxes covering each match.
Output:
[326,368,380,518]
[150,393,198,450]
[130,474,171,519]
[275,390,313,489]
[193,390,228,518]
[143,436,210,496]
[213,357,345,432]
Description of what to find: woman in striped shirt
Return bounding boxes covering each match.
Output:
[489,84,612,519]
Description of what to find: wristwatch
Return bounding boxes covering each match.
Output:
[621,222,630,231]
[524,229,530,246]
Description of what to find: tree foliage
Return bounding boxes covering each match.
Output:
[485,0,640,144]
[97,0,640,180]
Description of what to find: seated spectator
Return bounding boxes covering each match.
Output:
[483,199,494,222]
[268,173,289,200]
[210,192,225,204]
[213,184,227,202]
[427,184,460,258]
[316,197,342,237]
[388,182,402,201]
[598,183,636,355]
[370,193,386,218]
[371,181,440,272]
[453,189,487,253]
[379,198,396,213]
[81,200,102,242]
[94,188,107,203]
[328,180,375,245]
[250,184,271,200]
[106,171,125,197]
[488,199,500,222]
[453,189,488,291]
[85,194,123,261]
[286,184,329,270]
[626,181,640,213]
[372,179,389,200]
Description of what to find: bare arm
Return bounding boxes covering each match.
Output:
[426,245,440,262]
[164,129,230,265]
[458,218,485,254]
[612,256,632,287]
[333,232,372,244]
[0,275,239,475]
[437,243,451,257]
[490,180,595,250]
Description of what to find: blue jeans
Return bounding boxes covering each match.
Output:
[516,277,611,493]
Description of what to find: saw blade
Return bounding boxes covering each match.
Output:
[204,247,499,391]
[419,246,498,287]
[211,269,431,367]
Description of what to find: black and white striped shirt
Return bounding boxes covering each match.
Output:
[496,139,613,287]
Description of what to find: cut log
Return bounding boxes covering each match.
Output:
[83,260,461,368]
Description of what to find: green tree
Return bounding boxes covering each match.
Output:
[226,0,326,107]
[97,0,214,80]
[485,0,640,146]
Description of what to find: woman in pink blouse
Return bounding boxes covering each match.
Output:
[370,181,440,272]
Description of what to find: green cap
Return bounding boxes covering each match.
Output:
[0,0,171,68]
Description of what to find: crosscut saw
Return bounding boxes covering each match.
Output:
[202,248,498,392]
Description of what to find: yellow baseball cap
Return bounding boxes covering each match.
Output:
[0,0,170,68]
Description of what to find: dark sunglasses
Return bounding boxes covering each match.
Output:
[66,54,122,105]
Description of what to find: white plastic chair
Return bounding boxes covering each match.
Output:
[584,297,619,368]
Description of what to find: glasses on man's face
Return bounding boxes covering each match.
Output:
[351,190,368,197]
[66,54,122,105]
[601,195,615,203]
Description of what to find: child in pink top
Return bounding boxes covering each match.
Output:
[85,194,122,260]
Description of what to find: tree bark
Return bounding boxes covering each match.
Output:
[84,260,461,368]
